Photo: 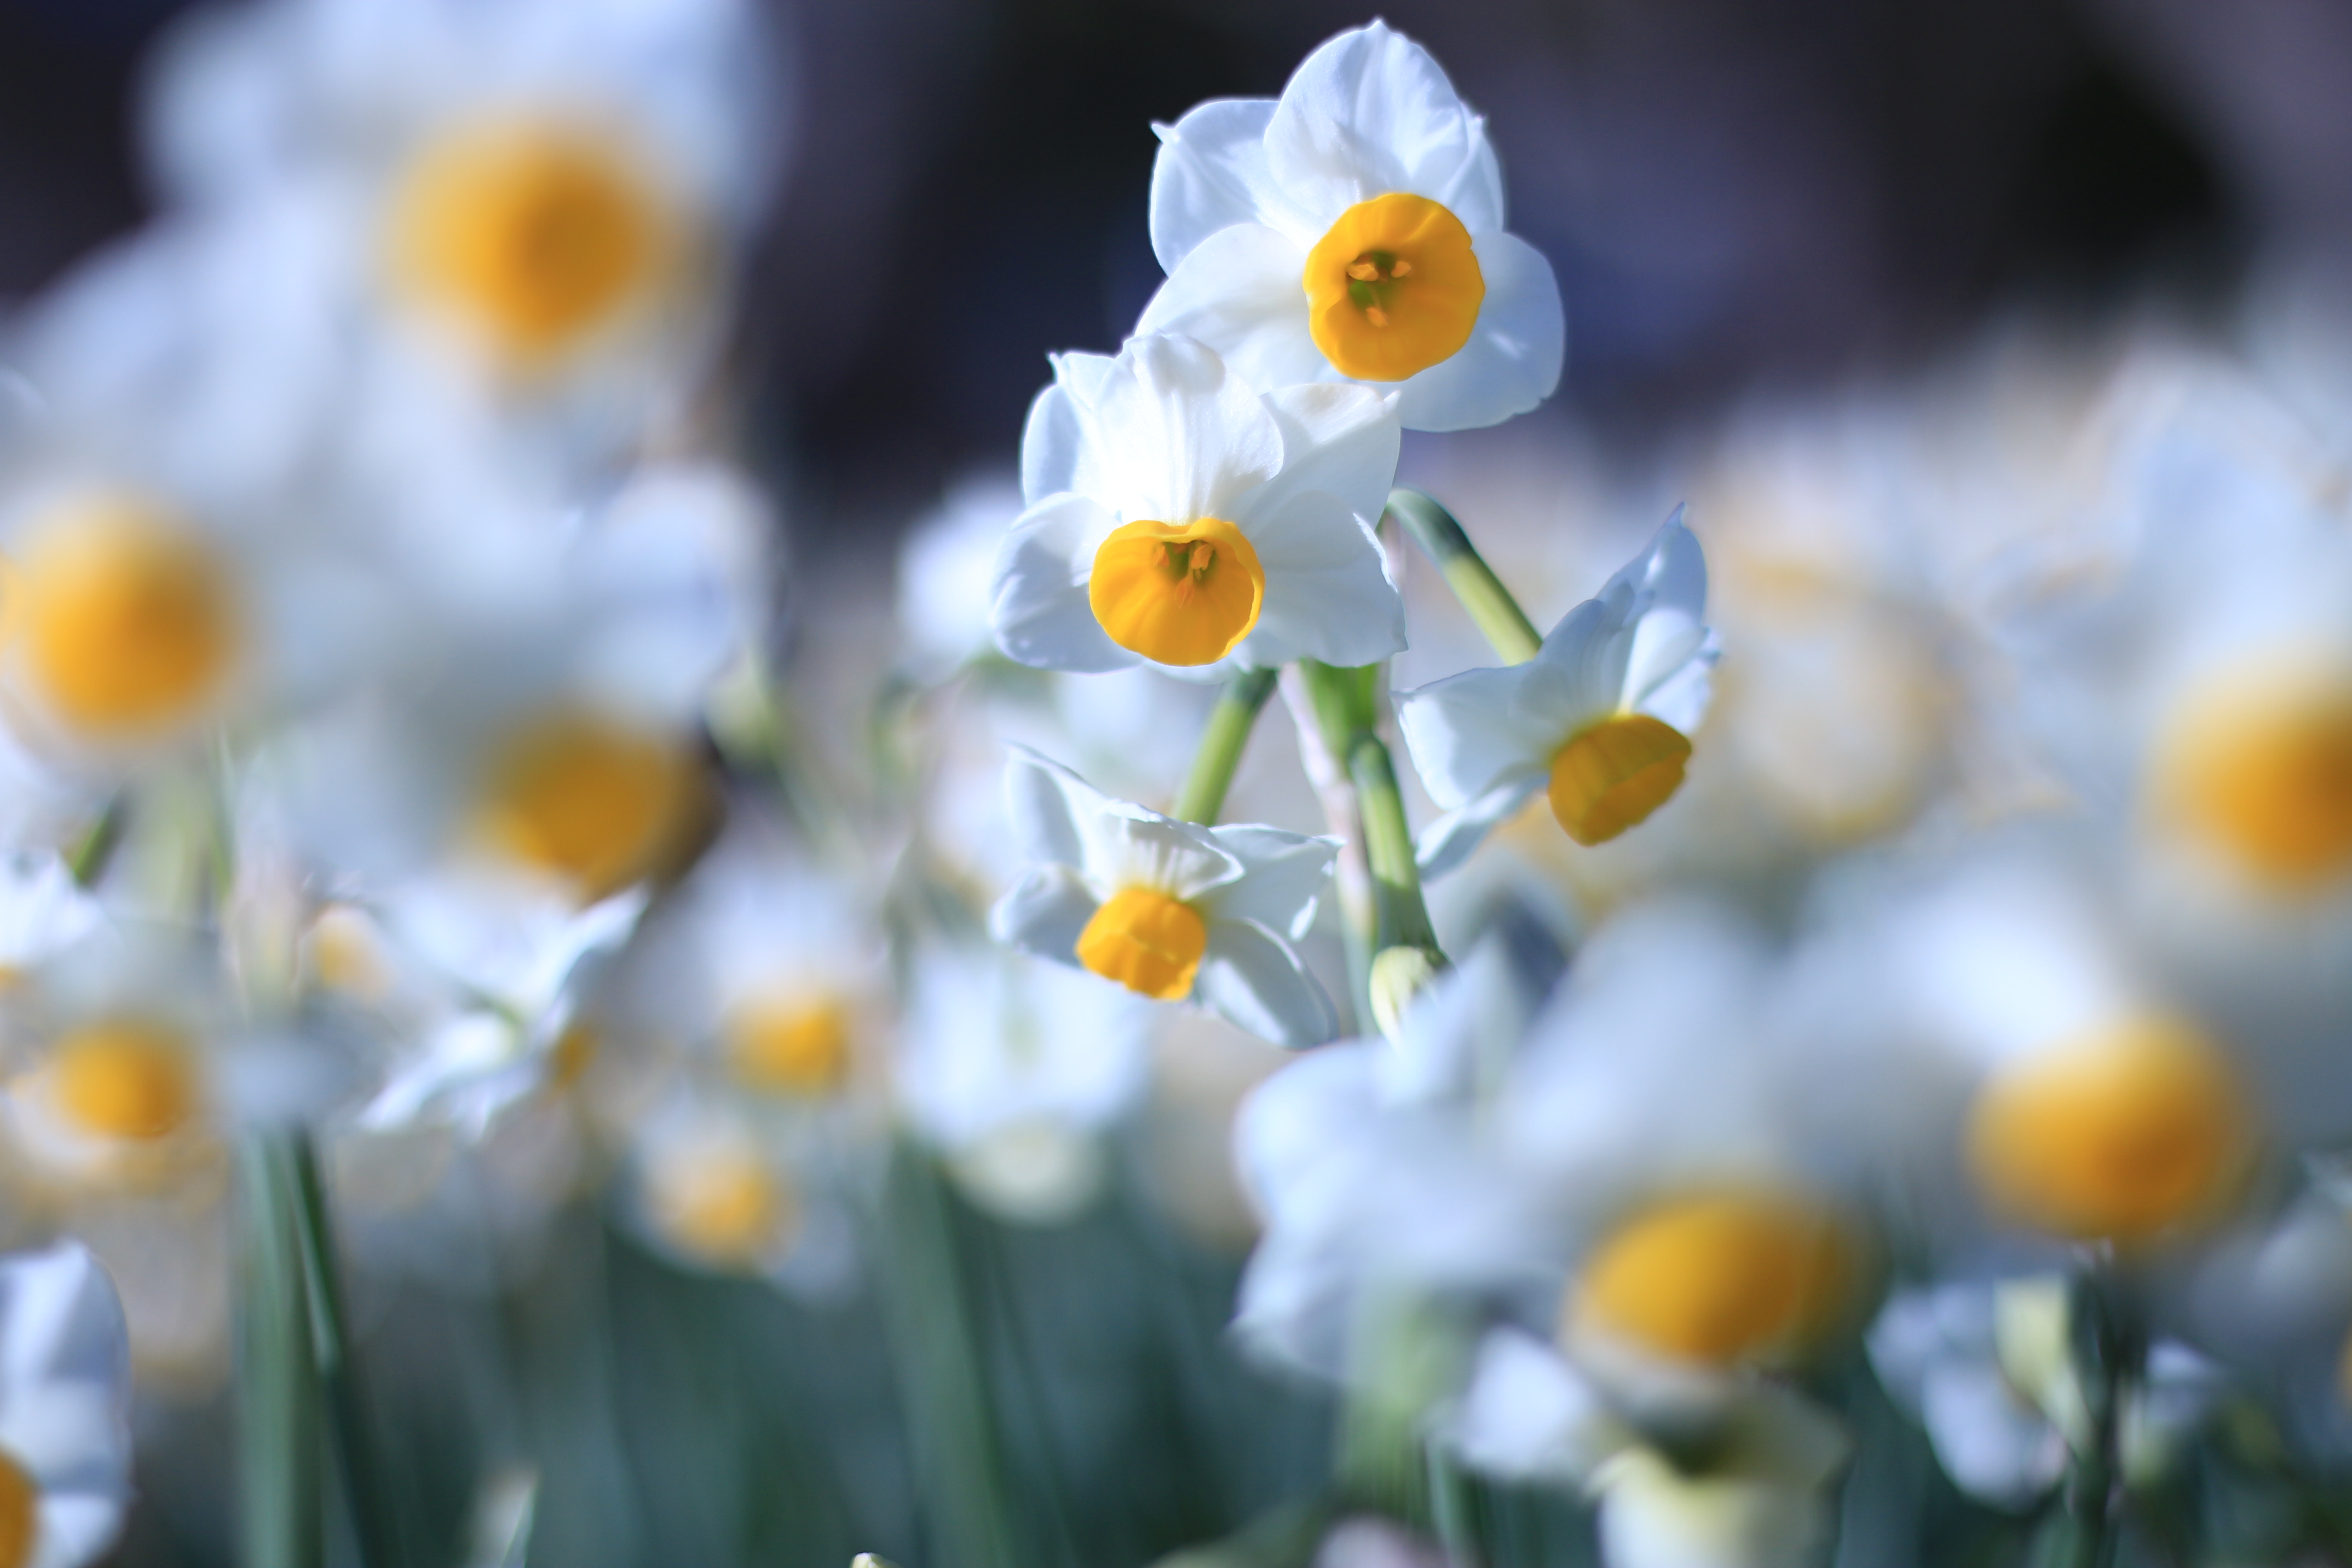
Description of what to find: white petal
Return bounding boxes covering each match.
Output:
[1616,511,1715,711]
[1918,1361,2068,1509]
[1090,333,1282,524]
[1415,773,1545,880]
[1002,744,1094,867]
[1135,226,1328,394]
[989,864,1100,966]
[1392,231,1565,433]
[1264,22,1506,235]
[1022,351,1119,506]
[1235,490,1406,669]
[991,493,1132,672]
[1197,918,1337,1047]
[1196,825,1339,940]
[1446,1327,1629,1486]
[1001,746,1240,898]
[1148,97,1312,267]
[29,1491,125,1568]
[0,1386,122,1490]
[1247,382,1402,527]
[0,1245,124,1396]
[1394,637,1599,809]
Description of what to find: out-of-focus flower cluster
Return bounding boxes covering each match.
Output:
[6,5,2352,1567]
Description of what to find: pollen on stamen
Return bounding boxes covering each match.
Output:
[1390,258,1412,277]
[1347,260,1381,281]
[1365,306,1391,328]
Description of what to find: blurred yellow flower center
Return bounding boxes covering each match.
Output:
[1075,887,1207,1000]
[725,995,852,1095]
[0,1449,35,1568]
[1548,715,1693,847]
[1304,193,1485,382]
[2156,677,2352,891]
[549,1022,599,1092]
[1571,1191,1850,1367]
[305,905,394,1003]
[649,1146,794,1266]
[390,121,675,363]
[11,498,238,738]
[51,1019,198,1142]
[1967,1017,2249,1245]
[1088,518,1264,667]
[476,713,699,899]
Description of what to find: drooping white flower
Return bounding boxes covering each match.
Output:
[0,1241,132,1568]
[1137,22,1563,434]
[990,746,1338,1049]
[1396,511,1717,878]
[992,332,1403,678]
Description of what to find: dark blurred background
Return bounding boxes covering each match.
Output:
[4,0,2350,557]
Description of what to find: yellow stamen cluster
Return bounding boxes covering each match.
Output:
[389,120,677,366]
[1303,193,1484,382]
[1570,1190,1852,1368]
[1088,517,1264,667]
[647,1145,794,1267]
[475,712,701,900]
[725,996,853,1095]
[1548,714,1693,846]
[10,497,239,739]
[1075,887,1208,1000]
[1967,1016,2249,1245]
[50,1019,199,1142]
[2155,676,2352,892]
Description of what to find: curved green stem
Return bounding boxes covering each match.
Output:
[1385,489,1542,665]
[1175,666,1278,824]
[1348,735,1436,954]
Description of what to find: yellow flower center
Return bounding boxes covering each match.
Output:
[389,120,676,365]
[1075,886,1207,1001]
[304,905,394,1003]
[475,712,700,900]
[1088,518,1264,667]
[1548,715,1693,847]
[1303,193,1485,382]
[1570,1191,1851,1368]
[50,1019,198,1142]
[2154,676,2352,891]
[648,1146,794,1267]
[725,995,853,1096]
[0,1449,35,1568]
[1967,1017,2249,1245]
[10,498,238,738]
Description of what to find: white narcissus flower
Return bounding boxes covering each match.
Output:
[1396,511,1718,878]
[0,1241,132,1568]
[990,746,1339,1049]
[991,332,1403,678]
[1137,21,1563,433]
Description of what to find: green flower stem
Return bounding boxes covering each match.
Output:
[2038,1268,2143,1568]
[1348,735,1437,953]
[66,796,127,888]
[289,1135,403,1568]
[1294,662,1446,1029]
[1385,488,1543,665]
[1425,1441,1484,1568]
[237,1135,324,1568]
[880,1140,1019,1568]
[1174,666,1279,824]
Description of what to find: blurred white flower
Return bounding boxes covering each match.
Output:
[1867,1275,2222,1510]
[993,332,1403,676]
[1396,512,1717,878]
[0,1241,132,1568]
[897,945,1152,1225]
[897,472,1024,678]
[1138,21,1563,433]
[991,746,1338,1048]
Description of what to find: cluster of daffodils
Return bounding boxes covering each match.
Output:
[926,19,2352,1568]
